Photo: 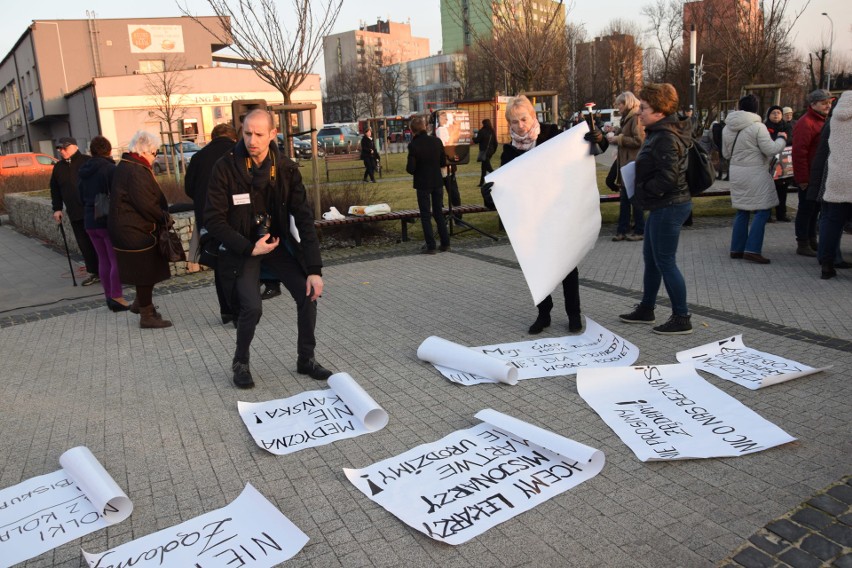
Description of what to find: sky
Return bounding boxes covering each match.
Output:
[1,0,849,80]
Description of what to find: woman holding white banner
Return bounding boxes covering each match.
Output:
[619,84,693,335]
[501,95,607,335]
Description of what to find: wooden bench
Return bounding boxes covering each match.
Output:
[314,204,492,245]
[324,152,383,182]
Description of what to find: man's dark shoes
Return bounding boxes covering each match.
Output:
[439,244,451,252]
[421,245,437,255]
[221,313,234,325]
[528,314,551,334]
[297,358,333,381]
[653,314,693,335]
[81,274,100,286]
[232,359,254,389]
[834,261,852,269]
[730,252,744,259]
[743,252,770,264]
[821,265,837,280]
[261,285,281,300]
[619,304,655,324]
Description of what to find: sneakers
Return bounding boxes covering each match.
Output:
[232,359,254,389]
[625,234,644,241]
[297,358,333,381]
[612,234,626,242]
[619,304,655,324]
[796,240,817,257]
[81,274,100,286]
[528,314,551,334]
[652,314,693,335]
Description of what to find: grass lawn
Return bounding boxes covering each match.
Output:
[305,151,737,245]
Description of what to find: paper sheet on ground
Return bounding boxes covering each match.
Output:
[83,484,307,567]
[577,363,796,461]
[344,409,604,545]
[239,372,388,455]
[676,334,829,389]
[419,318,638,385]
[485,122,601,305]
[0,446,132,568]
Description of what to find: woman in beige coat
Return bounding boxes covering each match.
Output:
[607,92,646,241]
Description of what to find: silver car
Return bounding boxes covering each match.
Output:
[153,141,202,174]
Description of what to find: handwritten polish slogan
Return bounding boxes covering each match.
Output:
[344,409,604,545]
[676,335,829,390]
[0,447,132,568]
[485,122,601,305]
[239,372,388,455]
[577,364,796,462]
[419,318,639,385]
[83,484,307,568]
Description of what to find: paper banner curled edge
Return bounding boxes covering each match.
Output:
[417,336,518,385]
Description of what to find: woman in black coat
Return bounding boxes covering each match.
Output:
[78,136,128,312]
[360,128,378,183]
[109,130,172,328]
[764,105,793,222]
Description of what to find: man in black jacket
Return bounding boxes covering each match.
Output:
[204,110,332,388]
[406,116,449,254]
[185,123,237,323]
[50,137,98,285]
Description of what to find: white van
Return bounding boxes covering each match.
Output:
[570,108,622,130]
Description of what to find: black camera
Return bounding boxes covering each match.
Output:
[254,213,272,240]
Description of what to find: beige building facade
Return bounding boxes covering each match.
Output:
[323,20,429,82]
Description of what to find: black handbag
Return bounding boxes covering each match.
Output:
[158,213,186,263]
[93,193,110,219]
[476,149,486,162]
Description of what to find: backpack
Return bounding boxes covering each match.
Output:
[685,141,716,196]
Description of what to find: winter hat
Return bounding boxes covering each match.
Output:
[738,94,760,114]
[807,89,832,104]
[782,106,793,115]
[766,105,783,120]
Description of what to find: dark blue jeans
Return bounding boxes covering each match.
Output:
[616,189,644,235]
[416,186,449,250]
[818,201,851,265]
[641,201,692,316]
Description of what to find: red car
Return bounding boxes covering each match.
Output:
[0,152,57,176]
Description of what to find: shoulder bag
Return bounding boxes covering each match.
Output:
[158,212,186,263]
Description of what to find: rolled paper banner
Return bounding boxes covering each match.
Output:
[328,372,389,431]
[417,336,519,385]
[59,446,133,524]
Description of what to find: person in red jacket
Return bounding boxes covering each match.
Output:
[792,89,833,256]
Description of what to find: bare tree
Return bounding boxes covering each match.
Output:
[566,22,589,114]
[180,0,343,106]
[356,49,385,119]
[446,0,569,93]
[324,67,359,122]
[144,57,189,176]
[381,61,410,115]
[640,0,684,83]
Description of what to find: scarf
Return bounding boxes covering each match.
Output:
[510,120,541,151]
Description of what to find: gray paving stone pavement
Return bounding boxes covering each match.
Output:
[0,210,850,567]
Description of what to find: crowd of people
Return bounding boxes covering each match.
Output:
[45,85,846,389]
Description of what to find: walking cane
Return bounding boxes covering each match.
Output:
[58,222,78,286]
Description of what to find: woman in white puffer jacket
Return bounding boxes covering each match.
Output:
[722,94,787,264]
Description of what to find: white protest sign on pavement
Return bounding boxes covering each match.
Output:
[0,446,133,568]
[577,364,796,462]
[344,409,604,545]
[417,336,519,385]
[420,318,638,385]
[83,484,307,567]
[676,335,830,390]
[239,372,388,455]
[485,122,601,305]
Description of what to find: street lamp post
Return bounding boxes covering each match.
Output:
[822,12,834,91]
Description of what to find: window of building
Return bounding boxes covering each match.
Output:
[26,71,32,94]
[138,60,165,74]
[11,83,20,109]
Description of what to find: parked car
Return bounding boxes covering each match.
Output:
[316,126,361,151]
[0,152,57,176]
[277,134,326,159]
[153,141,202,174]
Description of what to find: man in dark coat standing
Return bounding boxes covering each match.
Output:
[50,137,98,285]
[204,110,333,388]
[406,116,450,254]
[185,123,238,323]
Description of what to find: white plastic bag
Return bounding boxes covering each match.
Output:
[322,207,346,221]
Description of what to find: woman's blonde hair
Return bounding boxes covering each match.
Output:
[615,91,640,113]
[505,95,537,121]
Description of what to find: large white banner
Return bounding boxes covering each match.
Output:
[344,409,604,545]
[418,318,638,385]
[676,335,829,389]
[485,123,601,305]
[239,373,388,455]
[577,364,796,461]
[0,447,132,568]
[83,484,308,568]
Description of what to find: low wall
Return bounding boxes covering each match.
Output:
[5,192,203,277]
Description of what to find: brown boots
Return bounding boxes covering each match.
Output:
[139,304,172,328]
